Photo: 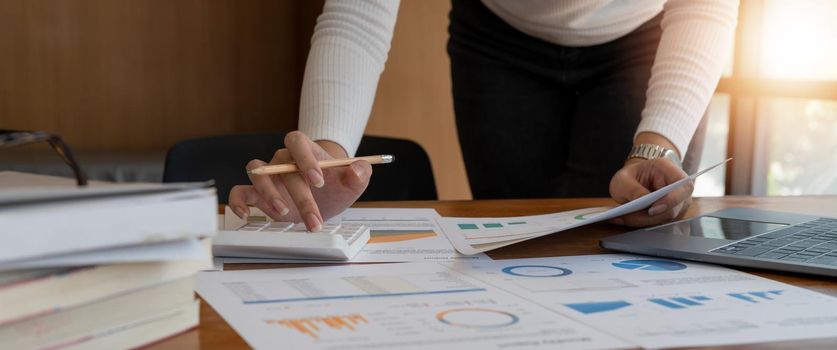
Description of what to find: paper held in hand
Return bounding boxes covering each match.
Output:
[439,159,731,255]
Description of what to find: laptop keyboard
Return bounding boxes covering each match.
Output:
[712,218,837,266]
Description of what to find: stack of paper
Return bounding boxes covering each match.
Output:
[0,172,216,349]
[197,254,837,349]
[439,159,730,254]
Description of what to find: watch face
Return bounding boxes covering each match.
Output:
[662,149,682,168]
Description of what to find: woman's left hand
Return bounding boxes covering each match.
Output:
[608,157,694,227]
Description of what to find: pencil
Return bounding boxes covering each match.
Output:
[247,154,394,175]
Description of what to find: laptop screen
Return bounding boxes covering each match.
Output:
[653,216,788,241]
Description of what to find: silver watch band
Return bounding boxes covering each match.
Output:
[627,144,682,168]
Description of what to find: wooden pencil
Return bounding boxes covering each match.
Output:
[247,154,394,175]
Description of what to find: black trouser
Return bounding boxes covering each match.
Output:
[448,0,663,199]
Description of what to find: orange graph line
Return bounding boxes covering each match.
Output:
[368,231,437,244]
[267,314,369,340]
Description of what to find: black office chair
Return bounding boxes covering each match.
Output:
[163,133,437,203]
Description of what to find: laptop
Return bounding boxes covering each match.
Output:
[600,208,837,277]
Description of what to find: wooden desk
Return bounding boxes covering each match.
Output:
[149,196,837,350]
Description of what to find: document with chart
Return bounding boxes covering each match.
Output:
[198,254,837,349]
[196,262,629,350]
[439,159,730,255]
[219,208,489,266]
[447,254,837,348]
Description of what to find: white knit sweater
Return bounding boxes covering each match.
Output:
[298,0,738,157]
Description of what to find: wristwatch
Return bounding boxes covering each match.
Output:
[627,144,682,168]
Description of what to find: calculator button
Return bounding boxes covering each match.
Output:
[286,223,310,233]
[238,223,267,231]
[264,222,293,231]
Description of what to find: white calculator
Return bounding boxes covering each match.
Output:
[213,219,370,261]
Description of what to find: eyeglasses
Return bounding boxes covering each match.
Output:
[0,130,88,186]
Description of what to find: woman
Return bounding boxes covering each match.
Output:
[230,0,738,232]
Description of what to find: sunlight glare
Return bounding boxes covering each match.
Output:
[760,0,837,80]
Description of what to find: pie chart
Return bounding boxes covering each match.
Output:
[611,259,687,271]
[436,308,520,329]
[564,301,632,314]
[501,265,573,277]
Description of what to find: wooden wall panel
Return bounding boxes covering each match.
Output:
[0,0,321,151]
[367,0,472,200]
[0,0,470,199]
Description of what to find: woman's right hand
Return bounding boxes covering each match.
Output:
[228,131,372,231]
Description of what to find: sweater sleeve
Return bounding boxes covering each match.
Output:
[635,0,738,156]
[298,0,400,157]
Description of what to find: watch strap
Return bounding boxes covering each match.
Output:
[627,144,682,168]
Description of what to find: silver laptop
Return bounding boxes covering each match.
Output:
[600,208,837,277]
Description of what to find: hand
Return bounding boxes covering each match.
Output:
[228,131,372,231]
[609,158,694,227]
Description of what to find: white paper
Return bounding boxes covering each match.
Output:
[0,239,207,271]
[441,159,731,254]
[219,208,490,265]
[198,255,837,349]
[445,254,837,348]
[196,262,630,350]
[0,171,210,205]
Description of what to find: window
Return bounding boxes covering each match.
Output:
[755,98,837,195]
[710,0,837,196]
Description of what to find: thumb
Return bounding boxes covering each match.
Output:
[610,170,651,204]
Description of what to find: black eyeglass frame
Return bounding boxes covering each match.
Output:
[0,130,89,186]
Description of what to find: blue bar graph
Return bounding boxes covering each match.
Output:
[728,290,783,303]
[649,298,686,309]
[672,297,702,306]
[750,291,778,300]
[648,295,711,309]
[729,293,757,303]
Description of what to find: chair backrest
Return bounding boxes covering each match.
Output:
[163,133,437,203]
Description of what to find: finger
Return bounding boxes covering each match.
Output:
[284,131,325,188]
[664,194,693,221]
[619,197,691,227]
[272,149,323,231]
[229,184,288,221]
[617,211,673,227]
[246,159,291,218]
[228,185,281,220]
[648,180,694,216]
[612,160,693,227]
[647,161,694,217]
[619,179,694,227]
[675,197,692,220]
[282,173,323,231]
[228,185,253,219]
[610,169,651,204]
